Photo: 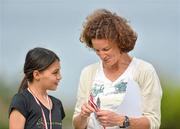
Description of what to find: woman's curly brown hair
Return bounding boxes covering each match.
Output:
[80,9,137,53]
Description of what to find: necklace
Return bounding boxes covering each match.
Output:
[27,88,52,129]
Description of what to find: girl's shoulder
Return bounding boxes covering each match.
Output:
[49,95,63,106]
[9,89,32,118]
[12,89,31,102]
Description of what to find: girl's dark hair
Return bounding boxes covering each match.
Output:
[18,47,60,93]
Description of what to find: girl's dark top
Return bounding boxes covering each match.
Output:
[9,89,65,129]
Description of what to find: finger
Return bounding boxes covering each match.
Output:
[96,110,107,117]
[80,110,90,118]
[99,120,109,127]
[81,103,95,117]
[86,103,96,112]
[97,115,107,121]
[81,104,91,113]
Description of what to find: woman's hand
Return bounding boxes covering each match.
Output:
[73,103,95,129]
[80,103,95,118]
[96,110,124,127]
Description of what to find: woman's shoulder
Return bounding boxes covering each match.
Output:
[82,62,99,72]
[132,57,159,86]
[80,62,99,79]
[133,57,155,72]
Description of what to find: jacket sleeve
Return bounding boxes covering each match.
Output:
[135,62,162,129]
[73,63,98,120]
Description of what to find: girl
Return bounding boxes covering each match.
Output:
[9,47,65,129]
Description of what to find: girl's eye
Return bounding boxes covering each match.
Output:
[53,70,59,74]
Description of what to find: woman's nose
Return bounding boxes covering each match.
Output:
[98,51,106,59]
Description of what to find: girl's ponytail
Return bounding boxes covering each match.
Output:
[18,76,28,93]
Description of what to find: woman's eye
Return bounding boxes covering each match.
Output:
[103,48,110,51]
[94,49,99,52]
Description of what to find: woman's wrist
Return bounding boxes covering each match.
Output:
[117,115,125,126]
[118,115,130,128]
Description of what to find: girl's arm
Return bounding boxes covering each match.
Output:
[9,109,26,129]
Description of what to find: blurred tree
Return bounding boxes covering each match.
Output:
[1,78,180,129]
[160,81,180,129]
[0,79,15,129]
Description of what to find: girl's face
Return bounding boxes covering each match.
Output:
[92,39,121,68]
[39,60,61,91]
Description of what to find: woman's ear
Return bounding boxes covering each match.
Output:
[33,70,41,81]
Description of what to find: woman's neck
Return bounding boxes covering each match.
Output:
[102,53,132,81]
[104,53,132,71]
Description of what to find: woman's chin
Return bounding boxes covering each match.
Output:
[104,61,114,68]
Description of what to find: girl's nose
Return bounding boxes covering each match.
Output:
[57,73,62,80]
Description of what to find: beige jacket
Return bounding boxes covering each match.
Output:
[73,58,162,129]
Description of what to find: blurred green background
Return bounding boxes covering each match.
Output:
[1,78,180,129]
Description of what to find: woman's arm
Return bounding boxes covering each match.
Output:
[128,117,150,129]
[96,110,150,129]
[73,114,88,129]
[73,64,98,129]
[9,109,26,129]
[73,103,95,129]
[135,61,162,129]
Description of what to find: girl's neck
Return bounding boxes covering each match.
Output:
[28,83,52,110]
[28,84,48,100]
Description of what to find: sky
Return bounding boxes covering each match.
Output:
[0,0,179,106]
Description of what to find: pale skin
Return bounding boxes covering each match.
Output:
[73,39,150,129]
[9,60,61,129]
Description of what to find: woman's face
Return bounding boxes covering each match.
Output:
[38,60,61,90]
[92,39,121,68]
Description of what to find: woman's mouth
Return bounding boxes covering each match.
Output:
[103,58,110,63]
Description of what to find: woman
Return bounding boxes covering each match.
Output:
[9,47,65,129]
[73,9,162,129]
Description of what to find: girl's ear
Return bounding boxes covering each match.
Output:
[33,70,41,81]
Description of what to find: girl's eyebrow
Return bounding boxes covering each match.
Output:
[53,67,60,72]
